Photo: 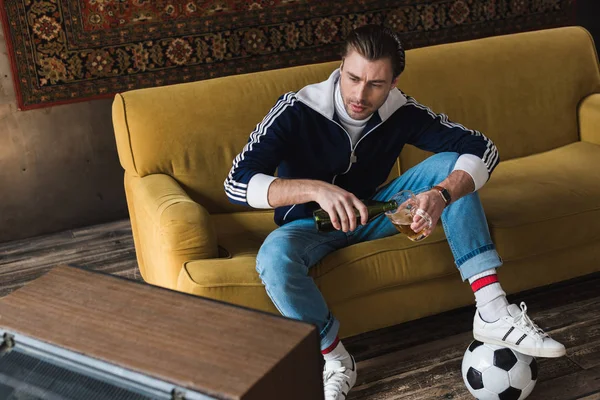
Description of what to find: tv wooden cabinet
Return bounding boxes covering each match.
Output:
[0,265,323,399]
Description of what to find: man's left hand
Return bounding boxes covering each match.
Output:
[411,189,446,237]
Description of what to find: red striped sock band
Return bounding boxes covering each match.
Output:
[322,336,340,355]
[471,274,499,293]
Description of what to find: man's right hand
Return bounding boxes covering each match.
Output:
[267,179,368,232]
[314,183,368,232]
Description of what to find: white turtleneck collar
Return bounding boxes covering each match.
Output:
[296,68,407,123]
[334,80,372,147]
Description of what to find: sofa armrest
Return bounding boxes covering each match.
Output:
[579,93,600,145]
[127,173,218,289]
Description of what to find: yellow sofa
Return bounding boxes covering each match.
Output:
[112,27,600,339]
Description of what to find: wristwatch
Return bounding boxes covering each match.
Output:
[433,185,451,206]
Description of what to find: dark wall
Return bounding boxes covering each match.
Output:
[576,0,600,54]
[0,19,128,244]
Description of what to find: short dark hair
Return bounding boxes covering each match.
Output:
[341,25,406,78]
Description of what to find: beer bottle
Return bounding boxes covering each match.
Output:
[313,199,398,232]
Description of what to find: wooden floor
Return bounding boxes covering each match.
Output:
[1,220,599,400]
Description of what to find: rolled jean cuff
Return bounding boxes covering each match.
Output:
[456,244,503,281]
[319,313,340,351]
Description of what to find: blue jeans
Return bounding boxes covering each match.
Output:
[255,153,502,351]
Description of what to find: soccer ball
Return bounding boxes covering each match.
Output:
[462,340,538,400]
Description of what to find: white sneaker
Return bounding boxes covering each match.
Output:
[323,356,357,400]
[473,301,566,358]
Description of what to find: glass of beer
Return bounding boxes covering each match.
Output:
[385,190,432,242]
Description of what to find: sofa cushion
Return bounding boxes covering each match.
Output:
[396,27,600,171]
[190,212,458,308]
[312,226,456,305]
[178,225,457,310]
[480,142,600,261]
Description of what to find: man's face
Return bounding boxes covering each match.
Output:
[339,49,398,120]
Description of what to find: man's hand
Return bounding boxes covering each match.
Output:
[267,179,367,232]
[410,170,476,237]
[411,190,446,236]
[314,183,368,232]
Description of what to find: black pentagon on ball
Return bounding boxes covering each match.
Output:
[494,348,518,371]
[466,367,484,389]
[499,386,522,400]
[468,340,484,352]
[531,357,538,380]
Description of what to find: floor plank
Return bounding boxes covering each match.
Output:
[532,365,600,400]
[579,393,600,400]
[0,220,139,297]
[570,340,600,370]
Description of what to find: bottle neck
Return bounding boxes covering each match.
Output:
[383,200,398,212]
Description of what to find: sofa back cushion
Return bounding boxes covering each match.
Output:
[397,26,600,172]
[114,62,347,213]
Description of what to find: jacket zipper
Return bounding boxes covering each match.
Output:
[331,119,385,184]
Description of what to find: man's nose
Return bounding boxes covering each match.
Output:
[355,83,367,102]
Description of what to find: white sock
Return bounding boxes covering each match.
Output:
[323,339,352,368]
[478,295,510,322]
[468,269,509,322]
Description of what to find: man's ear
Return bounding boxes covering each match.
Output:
[340,59,344,71]
[390,76,398,90]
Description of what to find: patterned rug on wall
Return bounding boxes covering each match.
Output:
[0,0,575,110]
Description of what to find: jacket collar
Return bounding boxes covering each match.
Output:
[296,68,408,123]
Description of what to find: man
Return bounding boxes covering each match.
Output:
[224,25,565,399]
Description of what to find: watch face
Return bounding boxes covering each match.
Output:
[441,189,451,203]
[434,186,451,204]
